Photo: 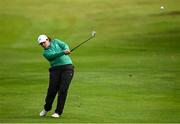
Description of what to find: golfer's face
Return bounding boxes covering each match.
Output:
[40,40,49,48]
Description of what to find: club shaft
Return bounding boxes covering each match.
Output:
[71,36,94,52]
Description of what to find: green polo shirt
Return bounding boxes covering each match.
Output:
[43,39,73,67]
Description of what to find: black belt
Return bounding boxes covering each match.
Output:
[49,64,74,72]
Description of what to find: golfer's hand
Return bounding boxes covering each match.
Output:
[64,49,71,55]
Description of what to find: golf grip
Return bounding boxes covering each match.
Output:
[70,36,94,52]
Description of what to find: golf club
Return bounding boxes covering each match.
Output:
[70,31,96,52]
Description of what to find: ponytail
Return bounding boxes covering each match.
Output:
[48,36,52,42]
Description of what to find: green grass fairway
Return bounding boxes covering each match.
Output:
[0,0,180,123]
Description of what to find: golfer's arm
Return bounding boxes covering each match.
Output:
[43,51,65,60]
[56,39,70,50]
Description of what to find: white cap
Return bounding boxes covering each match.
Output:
[37,34,48,44]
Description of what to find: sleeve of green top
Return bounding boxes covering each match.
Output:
[43,51,65,60]
[55,39,70,50]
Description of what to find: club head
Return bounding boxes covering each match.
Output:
[92,31,96,37]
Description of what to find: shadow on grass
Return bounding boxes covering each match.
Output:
[154,11,180,16]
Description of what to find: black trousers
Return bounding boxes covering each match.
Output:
[44,64,74,115]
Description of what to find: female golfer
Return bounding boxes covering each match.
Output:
[38,34,74,118]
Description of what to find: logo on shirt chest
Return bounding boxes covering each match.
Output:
[55,44,59,48]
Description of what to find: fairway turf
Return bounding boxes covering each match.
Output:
[0,0,180,123]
